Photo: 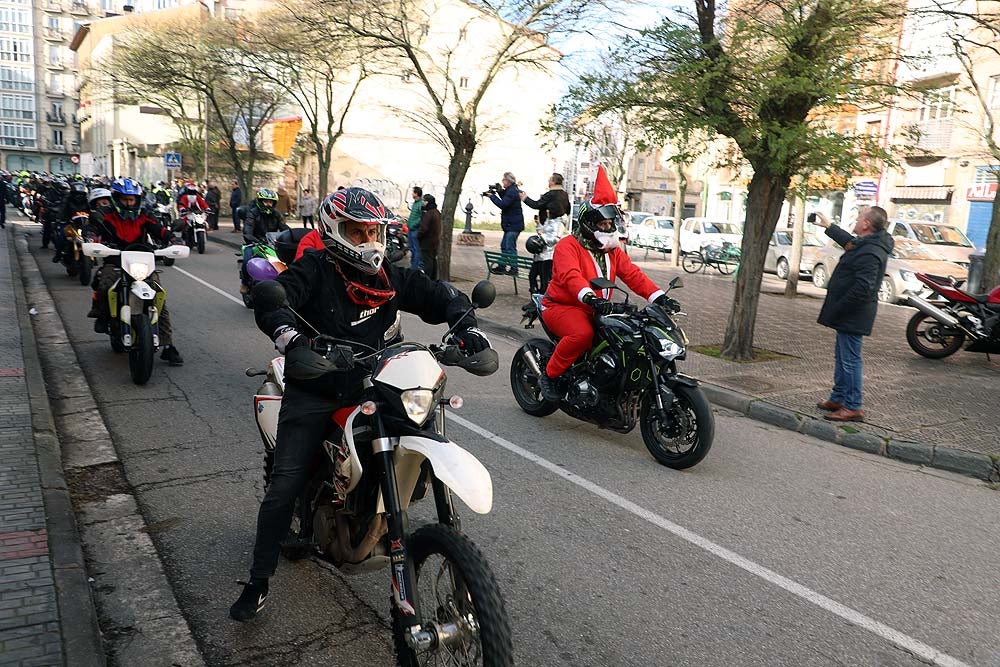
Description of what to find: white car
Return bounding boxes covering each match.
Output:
[630,216,675,251]
[678,217,743,254]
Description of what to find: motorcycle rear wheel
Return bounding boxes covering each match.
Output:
[509,339,558,417]
[905,312,965,359]
[128,314,155,385]
[640,384,714,469]
[394,524,513,667]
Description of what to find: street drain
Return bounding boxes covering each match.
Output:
[65,462,131,505]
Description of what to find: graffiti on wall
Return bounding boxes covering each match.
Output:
[894,204,949,224]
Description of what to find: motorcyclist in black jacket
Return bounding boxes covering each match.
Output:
[240,188,289,293]
[229,187,494,622]
[52,182,91,263]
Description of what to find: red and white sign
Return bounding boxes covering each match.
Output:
[70,154,80,164]
[966,183,997,201]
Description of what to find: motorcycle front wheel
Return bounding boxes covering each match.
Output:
[128,314,155,385]
[78,256,92,286]
[196,231,206,254]
[905,312,965,359]
[394,524,513,667]
[509,339,558,417]
[640,383,714,469]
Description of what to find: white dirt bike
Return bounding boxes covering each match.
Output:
[246,280,513,666]
[83,241,190,385]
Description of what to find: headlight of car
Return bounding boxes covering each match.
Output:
[899,270,917,284]
[401,389,435,425]
[128,262,151,281]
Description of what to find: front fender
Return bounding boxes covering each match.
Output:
[662,371,699,389]
[130,280,156,301]
[398,436,493,514]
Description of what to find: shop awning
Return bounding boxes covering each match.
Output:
[890,186,953,201]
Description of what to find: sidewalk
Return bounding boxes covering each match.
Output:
[211,226,1000,481]
[0,226,103,666]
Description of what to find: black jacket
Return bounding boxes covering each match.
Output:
[242,205,288,244]
[488,185,524,233]
[817,226,893,336]
[255,250,477,397]
[522,188,570,225]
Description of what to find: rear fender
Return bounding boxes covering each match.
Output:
[378,436,493,515]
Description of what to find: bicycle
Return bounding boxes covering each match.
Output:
[682,241,741,275]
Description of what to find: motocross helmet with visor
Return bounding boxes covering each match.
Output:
[110,178,144,221]
[255,188,278,212]
[318,187,391,275]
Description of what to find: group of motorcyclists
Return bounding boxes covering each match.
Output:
[7,166,683,636]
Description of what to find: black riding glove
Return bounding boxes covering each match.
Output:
[453,327,492,354]
[584,293,614,316]
[653,294,680,312]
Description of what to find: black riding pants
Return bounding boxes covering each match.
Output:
[250,384,340,579]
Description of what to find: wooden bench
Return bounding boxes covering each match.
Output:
[483,250,535,295]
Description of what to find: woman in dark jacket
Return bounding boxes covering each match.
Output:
[418,194,442,279]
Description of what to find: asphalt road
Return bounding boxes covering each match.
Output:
[25,229,1000,667]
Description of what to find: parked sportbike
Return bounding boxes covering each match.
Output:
[59,211,93,285]
[82,241,190,385]
[386,217,409,264]
[246,280,513,666]
[513,276,714,468]
[905,272,1000,359]
[238,232,283,309]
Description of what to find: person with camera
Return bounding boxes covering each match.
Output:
[520,173,570,294]
[811,207,893,423]
[485,172,524,275]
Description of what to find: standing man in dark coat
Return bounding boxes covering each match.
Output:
[229,181,243,233]
[417,193,442,279]
[813,207,893,423]
[488,171,523,274]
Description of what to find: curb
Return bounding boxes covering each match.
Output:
[211,230,1000,485]
[12,224,206,666]
[475,312,1000,486]
[7,227,106,667]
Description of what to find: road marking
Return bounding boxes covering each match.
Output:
[170,266,245,307]
[450,413,969,667]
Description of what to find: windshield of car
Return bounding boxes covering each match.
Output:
[653,218,674,230]
[804,234,825,247]
[704,222,741,234]
[628,213,653,225]
[909,223,974,247]
[892,238,944,261]
[775,231,824,246]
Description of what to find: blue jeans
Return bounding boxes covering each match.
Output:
[408,230,423,270]
[830,332,863,410]
[500,231,520,270]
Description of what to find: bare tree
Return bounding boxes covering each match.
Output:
[293,0,607,280]
[543,105,643,195]
[104,20,287,195]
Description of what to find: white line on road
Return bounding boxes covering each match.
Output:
[450,413,969,667]
[170,266,246,307]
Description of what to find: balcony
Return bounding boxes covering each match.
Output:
[46,58,65,71]
[46,86,65,98]
[48,141,66,151]
[903,118,954,154]
[44,27,66,41]
[43,0,63,12]
[46,111,66,125]
[69,0,90,15]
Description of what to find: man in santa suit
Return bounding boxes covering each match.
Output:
[539,167,678,402]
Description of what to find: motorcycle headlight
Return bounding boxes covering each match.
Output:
[659,338,684,360]
[128,262,151,281]
[401,389,435,425]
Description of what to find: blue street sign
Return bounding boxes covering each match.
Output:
[164,152,182,169]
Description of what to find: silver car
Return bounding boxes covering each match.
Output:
[887,220,977,267]
[764,230,828,279]
[811,236,968,304]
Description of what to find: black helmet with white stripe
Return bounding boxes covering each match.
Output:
[318,187,393,274]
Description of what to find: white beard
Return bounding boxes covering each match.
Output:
[593,231,620,251]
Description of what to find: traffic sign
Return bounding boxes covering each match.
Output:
[70,154,80,164]
[164,152,182,169]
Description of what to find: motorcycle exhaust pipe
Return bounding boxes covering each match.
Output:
[907,295,963,330]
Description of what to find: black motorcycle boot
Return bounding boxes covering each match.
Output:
[538,373,565,403]
[93,317,108,334]
[160,345,184,366]
[51,251,62,263]
[229,578,269,622]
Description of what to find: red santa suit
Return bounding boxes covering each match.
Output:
[541,235,664,378]
[294,229,326,261]
[178,193,209,213]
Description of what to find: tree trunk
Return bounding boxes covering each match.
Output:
[720,168,790,361]
[671,166,688,267]
[784,196,806,297]
[316,135,332,200]
[982,195,1000,291]
[438,137,476,282]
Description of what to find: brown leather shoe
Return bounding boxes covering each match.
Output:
[824,408,864,422]
[816,400,843,412]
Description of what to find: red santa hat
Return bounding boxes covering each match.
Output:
[590,165,617,206]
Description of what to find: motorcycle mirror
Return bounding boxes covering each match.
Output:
[252,280,287,312]
[669,276,684,290]
[590,277,616,292]
[471,280,496,309]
